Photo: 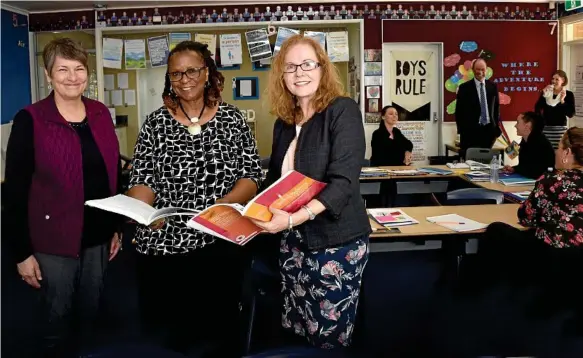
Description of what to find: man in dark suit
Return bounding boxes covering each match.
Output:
[455,59,502,158]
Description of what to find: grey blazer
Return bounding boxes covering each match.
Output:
[262,97,371,250]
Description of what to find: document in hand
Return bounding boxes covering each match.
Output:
[85,194,200,226]
[187,170,327,245]
[426,214,487,232]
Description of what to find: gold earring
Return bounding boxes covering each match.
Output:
[562,158,568,164]
[47,82,52,90]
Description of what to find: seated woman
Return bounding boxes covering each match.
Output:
[370,105,413,166]
[502,111,554,179]
[464,127,583,293]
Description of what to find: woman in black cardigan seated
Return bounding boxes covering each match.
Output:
[502,111,554,179]
[370,106,413,166]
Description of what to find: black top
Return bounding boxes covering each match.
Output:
[4,110,122,263]
[263,97,371,250]
[369,124,413,166]
[513,131,555,179]
[534,90,576,126]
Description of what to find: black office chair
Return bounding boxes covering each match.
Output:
[465,148,496,164]
[432,187,504,206]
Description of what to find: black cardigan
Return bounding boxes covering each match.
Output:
[263,97,371,250]
[513,131,555,179]
[369,124,413,166]
[534,90,576,126]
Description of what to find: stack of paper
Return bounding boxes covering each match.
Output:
[463,171,491,182]
[361,167,390,177]
[505,190,531,202]
[368,209,419,227]
[426,214,487,232]
[418,167,454,175]
[387,169,424,176]
[446,162,470,169]
[465,160,491,170]
[498,174,536,186]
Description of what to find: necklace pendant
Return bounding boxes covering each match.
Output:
[190,116,199,124]
[188,123,202,135]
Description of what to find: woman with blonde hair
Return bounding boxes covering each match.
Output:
[252,35,370,349]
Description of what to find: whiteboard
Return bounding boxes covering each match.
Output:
[137,64,167,128]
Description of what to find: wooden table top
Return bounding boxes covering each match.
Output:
[361,165,534,193]
[370,204,524,238]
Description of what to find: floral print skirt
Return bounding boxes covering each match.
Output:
[279,230,369,349]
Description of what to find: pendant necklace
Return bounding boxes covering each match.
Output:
[179,101,205,135]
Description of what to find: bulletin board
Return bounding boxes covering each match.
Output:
[98,22,359,157]
[382,20,558,122]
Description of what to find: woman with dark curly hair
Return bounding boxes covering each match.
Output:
[127,41,262,357]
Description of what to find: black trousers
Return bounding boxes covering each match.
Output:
[35,242,109,357]
[136,240,248,357]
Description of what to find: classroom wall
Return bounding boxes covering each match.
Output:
[103,27,349,157]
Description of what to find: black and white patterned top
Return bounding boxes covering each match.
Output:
[129,102,262,255]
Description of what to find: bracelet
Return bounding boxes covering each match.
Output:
[302,205,316,220]
[288,214,294,231]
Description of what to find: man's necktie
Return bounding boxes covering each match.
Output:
[479,82,488,125]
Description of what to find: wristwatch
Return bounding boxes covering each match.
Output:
[302,205,316,220]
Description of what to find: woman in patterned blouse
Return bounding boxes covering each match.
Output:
[464,127,583,292]
[127,41,262,356]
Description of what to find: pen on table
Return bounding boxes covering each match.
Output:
[435,221,465,225]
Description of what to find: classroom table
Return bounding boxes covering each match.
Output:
[369,204,523,239]
[360,165,534,194]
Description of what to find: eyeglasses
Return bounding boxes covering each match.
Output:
[168,66,206,82]
[283,60,320,74]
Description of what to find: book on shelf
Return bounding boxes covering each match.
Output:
[85,194,200,226]
[426,214,487,232]
[368,208,419,227]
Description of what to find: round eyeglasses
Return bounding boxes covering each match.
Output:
[168,66,207,82]
[283,60,321,74]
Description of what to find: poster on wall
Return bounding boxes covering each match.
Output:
[304,31,326,49]
[102,38,123,69]
[195,34,217,60]
[245,29,272,62]
[274,27,300,57]
[219,34,243,66]
[388,50,432,122]
[168,33,191,51]
[124,39,146,69]
[326,31,349,62]
[147,36,169,67]
[397,122,427,162]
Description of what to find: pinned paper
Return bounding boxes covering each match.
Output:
[124,89,136,106]
[240,80,252,97]
[117,73,129,89]
[111,90,123,106]
[104,74,115,90]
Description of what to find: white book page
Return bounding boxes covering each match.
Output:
[426,214,487,232]
[85,195,156,225]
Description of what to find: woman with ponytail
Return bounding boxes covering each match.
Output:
[127,41,262,357]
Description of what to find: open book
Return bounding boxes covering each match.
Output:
[368,208,419,227]
[85,194,200,226]
[187,170,327,245]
